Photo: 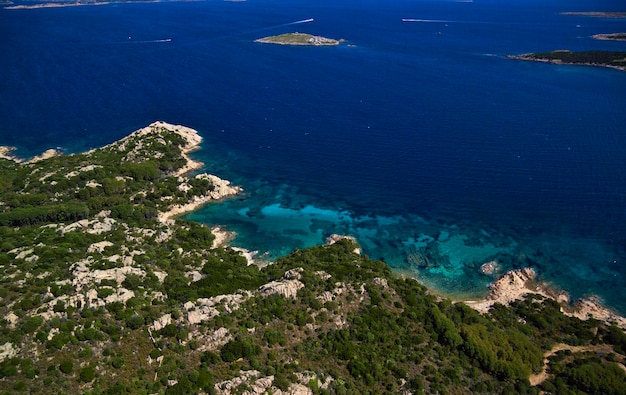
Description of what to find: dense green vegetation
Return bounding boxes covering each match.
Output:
[0,124,624,394]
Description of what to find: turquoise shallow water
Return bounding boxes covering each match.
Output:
[1,0,625,312]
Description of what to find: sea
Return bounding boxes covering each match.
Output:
[1,0,625,313]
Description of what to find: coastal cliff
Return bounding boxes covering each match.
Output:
[1,122,625,394]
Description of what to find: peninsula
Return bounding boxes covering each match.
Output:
[560,11,626,18]
[255,33,343,46]
[1,122,625,394]
[508,50,626,72]
[592,33,626,41]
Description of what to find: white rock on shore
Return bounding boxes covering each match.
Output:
[0,146,21,162]
[0,145,61,163]
[325,234,361,254]
[157,173,242,223]
[28,148,61,163]
[465,268,626,329]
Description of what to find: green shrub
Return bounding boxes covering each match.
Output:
[274,372,291,391]
[59,359,73,374]
[79,366,96,382]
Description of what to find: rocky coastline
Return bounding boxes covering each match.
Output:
[465,267,626,329]
[2,121,626,393]
[508,52,626,73]
[592,33,626,41]
[5,121,625,332]
[0,145,61,163]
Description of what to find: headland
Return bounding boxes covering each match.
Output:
[560,11,626,18]
[592,33,626,41]
[508,50,626,72]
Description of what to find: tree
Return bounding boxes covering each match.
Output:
[59,360,73,374]
[79,366,96,382]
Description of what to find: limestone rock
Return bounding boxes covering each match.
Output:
[87,241,114,253]
[259,279,304,299]
[151,314,172,332]
[0,343,17,362]
[325,234,361,254]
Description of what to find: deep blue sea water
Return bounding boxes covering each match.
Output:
[1,0,626,312]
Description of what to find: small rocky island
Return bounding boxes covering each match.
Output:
[255,32,343,46]
[509,50,626,72]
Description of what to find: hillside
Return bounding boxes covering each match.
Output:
[1,122,625,394]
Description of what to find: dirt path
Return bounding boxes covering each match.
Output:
[529,343,623,386]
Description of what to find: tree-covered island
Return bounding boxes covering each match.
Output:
[592,33,626,41]
[1,122,626,394]
[508,50,626,72]
[255,33,344,46]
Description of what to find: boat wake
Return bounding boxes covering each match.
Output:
[235,18,315,37]
[402,18,451,23]
[124,38,172,44]
[286,18,314,25]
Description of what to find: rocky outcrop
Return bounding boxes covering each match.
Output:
[325,234,361,254]
[87,241,114,253]
[27,148,61,163]
[184,292,250,325]
[0,343,17,362]
[570,296,626,329]
[259,269,305,299]
[465,268,547,314]
[157,173,242,223]
[0,146,21,162]
[71,257,146,288]
[465,268,626,329]
[214,370,313,395]
[480,260,498,275]
[58,217,117,235]
[199,327,232,351]
[487,268,538,302]
[151,314,172,332]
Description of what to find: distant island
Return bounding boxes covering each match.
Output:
[592,33,626,41]
[255,33,344,46]
[560,11,626,18]
[3,0,165,10]
[508,50,626,72]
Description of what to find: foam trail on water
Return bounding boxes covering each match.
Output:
[242,18,314,35]
[402,19,452,23]
[286,18,315,25]
[123,38,172,44]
